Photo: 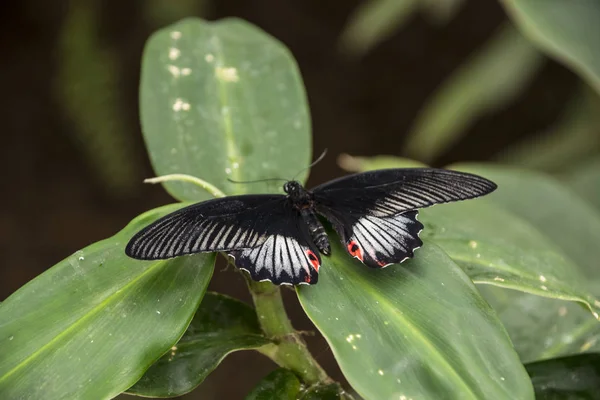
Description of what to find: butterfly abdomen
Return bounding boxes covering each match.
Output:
[300,208,330,255]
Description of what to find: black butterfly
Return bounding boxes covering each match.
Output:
[125,169,496,285]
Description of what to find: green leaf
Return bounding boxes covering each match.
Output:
[419,201,600,318]
[338,0,419,57]
[337,154,427,172]
[245,368,301,400]
[525,353,600,399]
[297,241,534,399]
[299,383,352,400]
[502,0,600,94]
[565,157,600,212]
[450,163,600,279]
[128,292,271,397]
[0,204,215,399]
[479,286,600,363]
[403,23,544,162]
[140,18,311,200]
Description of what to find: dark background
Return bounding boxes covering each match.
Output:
[0,0,577,398]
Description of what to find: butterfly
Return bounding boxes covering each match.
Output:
[125,168,496,285]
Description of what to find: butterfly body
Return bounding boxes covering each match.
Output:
[126,168,497,285]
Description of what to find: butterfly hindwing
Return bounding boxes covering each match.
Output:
[125,194,320,285]
[313,168,495,267]
[229,225,320,285]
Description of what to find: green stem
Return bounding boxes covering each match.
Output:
[246,277,331,385]
[144,174,226,198]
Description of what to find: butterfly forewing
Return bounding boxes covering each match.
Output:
[313,168,496,267]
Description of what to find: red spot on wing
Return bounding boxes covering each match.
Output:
[306,250,320,271]
[347,240,364,262]
[377,260,388,267]
[304,275,311,283]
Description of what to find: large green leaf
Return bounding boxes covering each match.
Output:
[403,23,544,162]
[525,353,600,399]
[297,241,534,399]
[565,157,600,212]
[128,292,271,397]
[419,201,600,318]
[502,0,600,94]
[0,204,214,399]
[451,163,600,279]
[479,286,600,363]
[245,368,301,400]
[140,18,311,200]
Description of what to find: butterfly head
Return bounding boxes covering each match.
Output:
[284,181,312,204]
[283,180,303,196]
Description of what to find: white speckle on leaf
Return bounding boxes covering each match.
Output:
[171,31,182,39]
[476,253,481,258]
[541,285,548,291]
[168,65,180,77]
[225,168,232,175]
[346,334,354,343]
[232,162,240,169]
[9,336,14,341]
[181,67,192,76]
[215,66,239,82]
[378,369,384,376]
[558,306,567,316]
[156,310,161,315]
[593,311,599,320]
[468,240,478,249]
[352,345,357,350]
[205,53,214,62]
[562,334,573,344]
[173,98,189,112]
[168,47,180,60]
[500,376,505,381]
[539,275,547,282]
[78,256,85,261]
[494,276,505,282]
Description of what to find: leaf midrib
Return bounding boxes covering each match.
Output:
[318,260,482,399]
[0,259,168,385]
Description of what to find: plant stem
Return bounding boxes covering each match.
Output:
[246,277,331,386]
[144,174,226,198]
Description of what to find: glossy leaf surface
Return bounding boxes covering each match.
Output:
[140,18,311,200]
[245,368,300,400]
[525,353,600,399]
[0,204,215,399]
[451,163,600,279]
[479,285,600,363]
[297,241,533,399]
[419,202,600,318]
[502,0,600,94]
[128,292,271,397]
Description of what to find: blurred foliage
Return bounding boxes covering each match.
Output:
[341,0,600,177]
[403,23,544,162]
[56,0,141,196]
[496,85,600,172]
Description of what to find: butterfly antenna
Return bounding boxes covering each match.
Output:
[227,177,289,184]
[292,149,328,181]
